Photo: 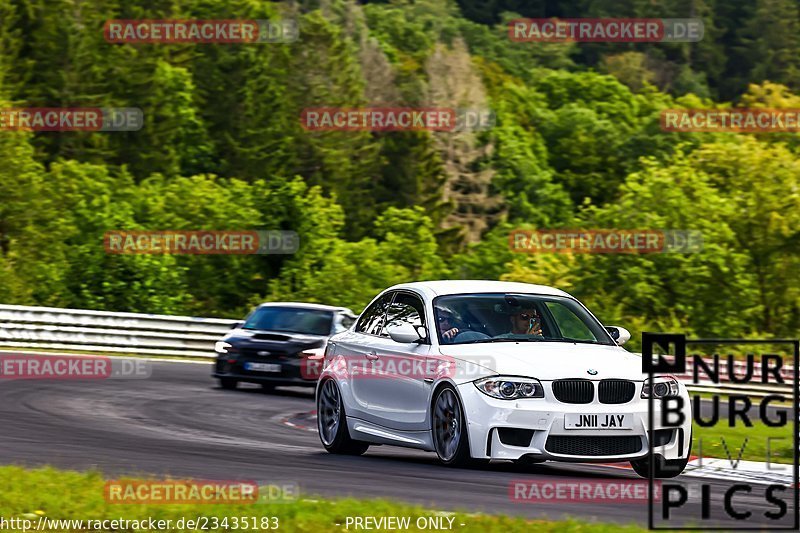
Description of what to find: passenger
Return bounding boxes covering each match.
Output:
[436,308,462,342]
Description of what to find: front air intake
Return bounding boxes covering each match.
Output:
[545,435,642,456]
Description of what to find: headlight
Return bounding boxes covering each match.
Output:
[474,377,544,400]
[641,376,680,398]
[299,347,325,358]
[214,341,238,355]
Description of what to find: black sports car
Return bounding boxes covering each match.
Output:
[212,302,356,390]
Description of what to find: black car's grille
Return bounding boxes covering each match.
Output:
[239,349,297,361]
[552,379,594,403]
[545,436,642,456]
[598,379,635,404]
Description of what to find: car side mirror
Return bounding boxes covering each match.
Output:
[606,326,631,346]
[386,324,424,344]
[230,321,244,329]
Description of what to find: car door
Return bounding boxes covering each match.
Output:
[334,291,393,420]
[360,291,433,431]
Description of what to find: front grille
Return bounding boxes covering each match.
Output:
[545,435,642,456]
[552,379,594,403]
[598,379,635,404]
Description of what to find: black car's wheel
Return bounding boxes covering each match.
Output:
[432,385,484,467]
[219,378,238,390]
[317,379,369,455]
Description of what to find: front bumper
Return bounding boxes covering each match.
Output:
[458,380,691,462]
[213,355,318,387]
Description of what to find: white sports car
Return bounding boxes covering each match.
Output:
[316,280,692,478]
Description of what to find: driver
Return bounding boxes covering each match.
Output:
[502,305,543,336]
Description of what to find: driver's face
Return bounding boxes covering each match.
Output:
[511,309,537,330]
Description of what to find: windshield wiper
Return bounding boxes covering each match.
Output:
[456,337,546,344]
[551,337,606,345]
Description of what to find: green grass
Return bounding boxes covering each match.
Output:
[693,420,795,464]
[0,466,649,532]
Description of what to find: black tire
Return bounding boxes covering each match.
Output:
[219,378,238,390]
[317,379,369,455]
[431,385,483,467]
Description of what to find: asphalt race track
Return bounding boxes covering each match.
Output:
[0,357,795,528]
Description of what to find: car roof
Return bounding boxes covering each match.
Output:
[256,302,355,314]
[385,280,572,299]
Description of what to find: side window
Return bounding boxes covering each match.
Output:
[383,292,425,338]
[545,301,597,341]
[355,293,392,335]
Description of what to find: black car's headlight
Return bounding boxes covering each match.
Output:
[474,377,544,400]
[215,341,239,355]
[641,376,680,398]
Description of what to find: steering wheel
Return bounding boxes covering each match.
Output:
[453,331,491,342]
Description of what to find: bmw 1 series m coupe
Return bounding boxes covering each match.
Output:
[315,280,692,478]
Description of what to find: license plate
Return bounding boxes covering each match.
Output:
[245,362,281,373]
[564,413,631,429]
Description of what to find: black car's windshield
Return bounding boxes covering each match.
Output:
[242,307,333,336]
[433,293,615,346]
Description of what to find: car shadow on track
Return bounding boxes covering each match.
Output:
[310,447,637,479]
[214,383,315,400]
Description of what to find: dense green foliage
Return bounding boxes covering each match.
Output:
[0,0,798,346]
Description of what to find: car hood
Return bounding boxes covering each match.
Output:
[439,342,647,381]
[223,329,327,354]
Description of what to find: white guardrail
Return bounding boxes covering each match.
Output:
[0,304,236,358]
[0,304,795,396]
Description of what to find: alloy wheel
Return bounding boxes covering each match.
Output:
[318,380,341,446]
[433,388,462,461]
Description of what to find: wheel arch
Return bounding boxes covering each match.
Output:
[429,379,479,458]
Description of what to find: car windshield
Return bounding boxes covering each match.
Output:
[242,307,333,336]
[433,293,615,346]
